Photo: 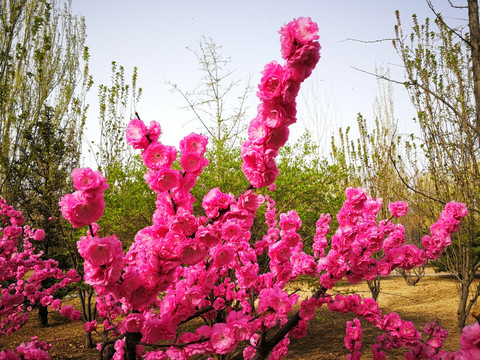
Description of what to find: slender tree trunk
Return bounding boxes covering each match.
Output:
[366,275,381,301]
[457,279,471,331]
[85,331,94,349]
[38,305,48,327]
[468,0,480,142]
[124,331,142,360]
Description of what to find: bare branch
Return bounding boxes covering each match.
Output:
[340,37,396,44]
[388,146,480,214]
[168,82,215,138]
[426,0,471,46]
[447,0,468,9]
[351,66,479,135]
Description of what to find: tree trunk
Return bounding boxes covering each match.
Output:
[124,331,142,360]
[457,279,470,331]
[468,0,480,142]
[85,331,94,349]
[38,305,48,327]
[366,275,381,301]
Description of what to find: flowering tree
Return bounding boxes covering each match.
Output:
[0,197,81,359]
[57,17,480,360]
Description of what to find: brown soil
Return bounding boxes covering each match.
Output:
[0,275,478,360]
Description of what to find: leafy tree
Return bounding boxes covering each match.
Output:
[89,62,155,245]
[392,5,480,329]
[0,0,91,326]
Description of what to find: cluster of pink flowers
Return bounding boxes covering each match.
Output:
[345,318,363,360]
[447,322,480,359]
[55,17,479,360]
[316,187,467,290]
[241,17,321,188]
[0,198,81,358]
[58,168,108,228]
[0,337,51,360]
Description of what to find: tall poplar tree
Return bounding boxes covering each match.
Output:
[0,0,90,250]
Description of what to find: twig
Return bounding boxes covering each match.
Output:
[426,0,471,46]
[340,37,396,44]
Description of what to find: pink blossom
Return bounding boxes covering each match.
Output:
[264,125,289,149]
[142,143,177,170]
[78,235,123,268]
[248,117,269,145]
[210,323,237,354]
[444,201,468,219]
[221,221,242,243]
[72,168,104,192]
[178,238,207,266]
[112,339,125,360]
[258,101,297,128]
[299,298,317,321]
[281,78,300,104]
[59,191,105,228]
[179,152,208,172]
[84,320,97,333]
[279,211,302,232]
[279,17,319,60]
[123,313,145,333]
[459,322,480,359]
[213,298,225,310]
[258,285,295,317]
[144,168,180,193]
[286,42,321,82]
[50,299,61,311]
[202,188,235,218]
[290,319,308,339]
[257,61,285,101]
[179,133,208,156]
[195,225,221,247]
[238,190,265,214]
[33,229,45,241]
[0,293,24,308]
[15,342,50,360]
[60,305,74,318]
[212,245,235,268]
[142,316,177,344]
[126,118,150,149]
[345,187,367,211]
[147,121,161,143]
[40,296,53,307]
[388,201,408,218]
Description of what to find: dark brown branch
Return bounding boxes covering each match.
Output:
[447,0,468,8]
[426,0,471,46]
[251,287,327,360]
[179,306,214,325]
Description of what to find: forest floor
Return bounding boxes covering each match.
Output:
[1,271,478,359]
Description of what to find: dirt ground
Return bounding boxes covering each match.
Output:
[0,274,478,359]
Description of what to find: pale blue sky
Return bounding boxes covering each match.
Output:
[71,0,468,164]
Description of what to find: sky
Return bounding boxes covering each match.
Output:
[70,0,469,165]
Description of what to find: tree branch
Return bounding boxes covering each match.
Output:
[351,66,479,135]
[426,0,471,46]
[340,38,396,44]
